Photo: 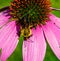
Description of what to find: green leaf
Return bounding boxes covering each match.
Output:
[0,0,12,9]
[44,42,60,61]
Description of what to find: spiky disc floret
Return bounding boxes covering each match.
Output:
[9,0,51,27]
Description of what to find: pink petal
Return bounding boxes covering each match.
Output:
[42,24,60,59]
[0,21,19,61]
[46,21,60,46]
[23,26,46,61]
[0,11,10,28]
[49,14,60,28]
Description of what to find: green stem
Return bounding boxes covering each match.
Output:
[18,35,24,61]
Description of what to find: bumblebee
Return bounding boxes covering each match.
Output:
[20,26,32,40]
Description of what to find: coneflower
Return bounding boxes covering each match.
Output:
[0,0,60,61]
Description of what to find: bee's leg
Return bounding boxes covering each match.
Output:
[28,39,34,43]
[24,37,28,40]
[0,6,9,12]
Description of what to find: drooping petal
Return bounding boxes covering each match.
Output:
[49,14,60,28]
[46,21,60,45]
[42,24,60,59]
[23,26,46,61]
[0,11,10,28]
[0,21,19,61]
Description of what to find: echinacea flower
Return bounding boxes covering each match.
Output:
[0,0,60,61]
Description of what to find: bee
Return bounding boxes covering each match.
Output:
[20,26,32,40]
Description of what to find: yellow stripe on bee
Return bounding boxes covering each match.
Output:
[20,27,32,38]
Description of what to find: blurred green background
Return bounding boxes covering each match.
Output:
[0,0,60,61]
